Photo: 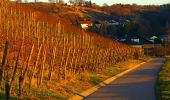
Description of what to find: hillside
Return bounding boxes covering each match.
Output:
[101,4,170,35]
[22,3,170,39]
[0,1,144,99]
[23,3,107,23]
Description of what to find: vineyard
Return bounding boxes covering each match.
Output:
[0,1,144,99]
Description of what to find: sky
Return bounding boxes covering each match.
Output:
[92,0,170,6]
[16,0,170,6]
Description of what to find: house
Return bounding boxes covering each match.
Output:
[79,21,93,29]
[94,21,101,29]
[116,18,130,26]
[108,20,120,26]
[121,34,153,46]
[123,35,165,56]
[149,36,158,42]
[159,35,169,43]
[119,34,163,56]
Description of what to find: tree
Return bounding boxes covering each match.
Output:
[150,20,160,33]
[116,25,127,37]
[165,21,170,42]
[154,38,162,44]
[69,0,74,5]
[124,21,139,34]
[24,0,28,3]
[88,0,92,7]
[59,0,64,4]
[55,0,59,3]
[16,0,22,3]
[48,0,55,3]
[103,3,108,7]
[70,0,85,5]
[79,0,85,5]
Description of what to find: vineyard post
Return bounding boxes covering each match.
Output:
[0,41,8,85]
[39,45,47,86]
[9,33,24,95]
[48,47,56,81]
[29,44,42,95]
[18,44,34,97]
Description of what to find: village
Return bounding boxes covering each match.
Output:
[78,18,170,56]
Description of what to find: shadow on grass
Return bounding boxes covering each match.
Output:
[0,93,18,100]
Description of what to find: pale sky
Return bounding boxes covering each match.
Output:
[16,0,170,6]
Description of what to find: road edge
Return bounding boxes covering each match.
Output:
[69,59,152,100]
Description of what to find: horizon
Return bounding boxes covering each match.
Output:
[92,0,170,6]
[11,0,170,6]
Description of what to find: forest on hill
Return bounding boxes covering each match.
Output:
[102,4,170,37]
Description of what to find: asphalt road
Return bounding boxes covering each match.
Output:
[84,58,165,100]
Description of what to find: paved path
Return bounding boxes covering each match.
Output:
[84,58,165,100]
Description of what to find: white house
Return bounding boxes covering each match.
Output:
[108,20,119,26]
[150,36,158,42]
[80,21,93,29]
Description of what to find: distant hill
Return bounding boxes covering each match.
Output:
[102,4,158,16]
[19,3,170,38]
[23,3,105,23]
[101,4,170,37]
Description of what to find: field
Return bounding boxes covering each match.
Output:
[0,1,144,99]
[156,58,170,100]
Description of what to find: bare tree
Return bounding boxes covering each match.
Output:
[48,0,55,3]
[16,0,22,3]
[72,0,85,5]
[79,0,85,5]
[103,3,108,7]
[24,0,28,3]
[55,0,59,3]
[69,0,74,5]
[59,0,64,4]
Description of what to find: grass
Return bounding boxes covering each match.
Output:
[0,59,143,100]
[0,92,66,100]
[66,59,143,97]
[156,58,170,100]
[89,75,102,85]
[66,57,149,99]
[0,93,28,100]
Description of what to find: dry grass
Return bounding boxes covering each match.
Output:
[23,3,107,23]
[26,59,142,100]
[64,59,143,98]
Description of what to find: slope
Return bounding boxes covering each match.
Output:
[0,1,143,99]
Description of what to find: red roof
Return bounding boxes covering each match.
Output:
[80,21,93,24]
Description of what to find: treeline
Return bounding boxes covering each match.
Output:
[100,4,170,38]
[0,1,143,99]
[102,4,159,16]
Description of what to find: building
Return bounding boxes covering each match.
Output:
[94,21,101,29]
[120,34,165,56]
[79,21,93,29]
[108,20,120,26]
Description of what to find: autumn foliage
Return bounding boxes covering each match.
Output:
[102,4,157,16]
[0,1,143,98]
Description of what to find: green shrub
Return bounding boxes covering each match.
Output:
[89,76,101,85]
